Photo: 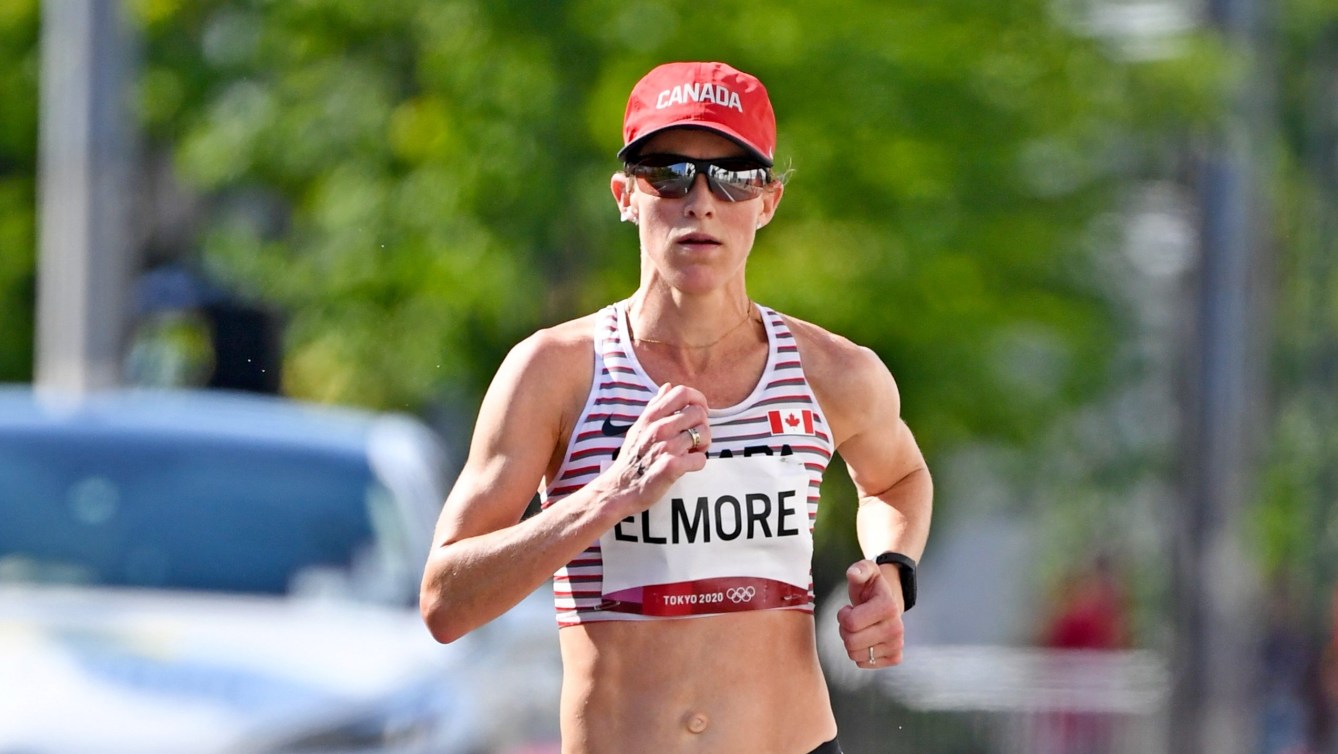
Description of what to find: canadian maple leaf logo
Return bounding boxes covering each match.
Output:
[768,409,815,436]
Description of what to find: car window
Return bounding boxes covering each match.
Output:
[0,432,383,595]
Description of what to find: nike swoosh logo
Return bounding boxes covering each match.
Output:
[601,416,633,436]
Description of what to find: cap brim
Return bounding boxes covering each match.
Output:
[618,123,773,167]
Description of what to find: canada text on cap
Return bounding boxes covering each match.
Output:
[618,61,776,167]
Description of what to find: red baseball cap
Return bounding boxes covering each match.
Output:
[618,61,776,167]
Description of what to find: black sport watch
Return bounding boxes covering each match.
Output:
[875,551,918,611]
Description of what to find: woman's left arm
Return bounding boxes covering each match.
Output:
[836,352,932,563]
[801,326,932,667]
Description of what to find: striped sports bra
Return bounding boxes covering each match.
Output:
[540,300,834,626]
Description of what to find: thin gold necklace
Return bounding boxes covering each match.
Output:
[631,301,755,349]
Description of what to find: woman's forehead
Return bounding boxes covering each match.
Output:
[639,128,747,158]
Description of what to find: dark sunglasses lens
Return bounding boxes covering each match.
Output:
[707,165,769,201]
[629,157,771,201]
[633,163,694,198]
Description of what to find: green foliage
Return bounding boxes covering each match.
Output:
[1254,0,1338,598]
[0,0,38,382]
[5,2,1224,567]
[122,1,1199,430]
[119,0,1226,571]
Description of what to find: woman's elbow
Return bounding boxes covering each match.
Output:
[420,589,468,644]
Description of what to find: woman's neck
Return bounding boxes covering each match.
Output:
[627,292,756,350]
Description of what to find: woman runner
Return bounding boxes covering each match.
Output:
[420,61,933,754]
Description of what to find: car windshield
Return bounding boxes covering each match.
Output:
[0,432,381,595]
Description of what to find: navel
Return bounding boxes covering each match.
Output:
[682,710,710,735]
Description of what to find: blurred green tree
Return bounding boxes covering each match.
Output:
[124,0,1212,433]
[1256,4,1338,613]
[4,0,1229,576]
[0,0,38,382]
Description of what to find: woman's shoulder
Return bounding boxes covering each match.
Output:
[773,311,900,437]
[485,310,606,441]
[509,311,605,374]
[774,311,886,382]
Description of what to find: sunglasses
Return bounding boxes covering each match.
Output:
[626,154,773,202]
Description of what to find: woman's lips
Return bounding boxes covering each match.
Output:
[676,233,720,247]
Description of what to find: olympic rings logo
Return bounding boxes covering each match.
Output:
[726,586,756,604]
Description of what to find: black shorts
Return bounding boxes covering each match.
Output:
[809,739,843,754]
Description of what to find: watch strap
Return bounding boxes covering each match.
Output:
[874,551,917,611]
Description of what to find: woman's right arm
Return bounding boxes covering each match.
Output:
[418,327,610,643]
[420,323,712,643]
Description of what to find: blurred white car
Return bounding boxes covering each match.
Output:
[0,387,561,754]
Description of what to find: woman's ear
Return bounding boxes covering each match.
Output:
[611,173,637,224]
[756,182,784,230]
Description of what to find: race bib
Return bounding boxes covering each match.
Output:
[598,455,813,617]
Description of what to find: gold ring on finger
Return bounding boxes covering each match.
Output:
[686,426,701,452]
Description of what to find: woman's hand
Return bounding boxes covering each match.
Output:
[838,559,906,669]
[605,383,712,513]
